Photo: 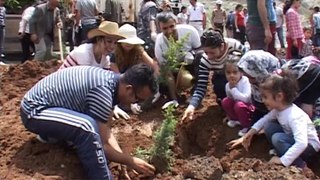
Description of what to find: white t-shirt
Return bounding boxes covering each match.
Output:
[275,6,283,28]
[187,2,206,21]
[177,13,188,24]
[19,6,35,33]
[252,104,320,167]
[155,24,201,65]
[60,43,111,70]
[225,76,251,103]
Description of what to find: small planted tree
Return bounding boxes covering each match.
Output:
[133,105,178,173]
[149,104,178,172]
[159,34,190,82]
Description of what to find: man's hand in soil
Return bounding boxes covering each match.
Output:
[269,156,282,165]
[242,129,257,151]
[182,105,195,121]
[129,157,155,176]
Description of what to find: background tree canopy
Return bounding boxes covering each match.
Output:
[5,0,36,14]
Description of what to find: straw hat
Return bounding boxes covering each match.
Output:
[117,24,145,45]
[87,21,124,40]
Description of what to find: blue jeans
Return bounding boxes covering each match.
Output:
[20,107,112,179]
[264,121,317,168]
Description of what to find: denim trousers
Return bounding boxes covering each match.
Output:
[264,121,317,168]
[20,107,113,179]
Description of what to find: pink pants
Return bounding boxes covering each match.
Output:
[221,97,254,128]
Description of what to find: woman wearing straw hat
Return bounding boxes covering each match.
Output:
[110,23,160,118]
[59,21,124,69]
[111,23,159,75]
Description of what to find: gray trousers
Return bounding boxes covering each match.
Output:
[34,34,53,61]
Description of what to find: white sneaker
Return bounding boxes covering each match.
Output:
[238,128,249,137]
[269,149,277,156]
[227,120,240,128]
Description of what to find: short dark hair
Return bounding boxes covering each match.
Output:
[235,4,243,10]
[156,12,177,24]
[314,6,320,12]
[201,29,225,48]
[181,6,186,12]
[123,64,158,94]
[260,70,298,104]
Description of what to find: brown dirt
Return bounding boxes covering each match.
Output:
[0,60,320,179]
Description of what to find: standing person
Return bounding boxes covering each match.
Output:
[30,0,62,61]
[59,21,123,70]
[0,0,5,59]
[75,0,99,43]
[312,6,320,47]
[234,4,246,45]
[177,6,188,24]
[246,0,276,55]
[221,56,253,137]
[154,12,201,109]
[187,0,207,36]
[211,0,226,34]
[225,10,235,38]
[20,64,157,179]
[300,27,313,57]
[137,0,158,58]
[284,0,304,59]
[182,29,246,121]
[18,3,37,63]
[237,50,281,123]
[241,72,320,171]
[274,1,286,50]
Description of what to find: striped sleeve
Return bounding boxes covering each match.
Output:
[85,86,113,122]
[60,54,79,69]
[190,56,210,108]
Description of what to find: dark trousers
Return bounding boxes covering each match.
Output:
[81,23,98,43]
[234,25,246,44]
[211,73,228,105]
[20,33,35,63]
[20,107,112,179]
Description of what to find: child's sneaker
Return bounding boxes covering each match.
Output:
[227,120,240,128]
[268,149,277,156]
[238,128,249,136]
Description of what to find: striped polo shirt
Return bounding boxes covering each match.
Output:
[190,38,246,108]
[21,66,119,122]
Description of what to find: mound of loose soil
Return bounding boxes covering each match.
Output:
[0,60,319,179]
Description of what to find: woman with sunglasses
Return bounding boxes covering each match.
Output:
[59,21,124,70]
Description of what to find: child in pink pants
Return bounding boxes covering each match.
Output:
[221,56,254,136]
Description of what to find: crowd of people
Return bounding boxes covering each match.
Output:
[3,0,319,179]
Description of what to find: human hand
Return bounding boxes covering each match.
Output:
[113,105,130,120]
[121,165,131,180]
[18,32,24,39]
[182,105,195,121]
[293,39,298,47]
[264,29,272,45]
[236,28,240,33]
[227,136,244,150]
[57,22,63,29]
[130,103,142,114]
[161,100,179,109]
[228,80,237,89]
[269,156,282,165]
[129,157,155,176]
[31,34,39,44]
[242,129,256,151]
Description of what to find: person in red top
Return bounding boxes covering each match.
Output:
[284,0,304,59]
[234,4,246,44]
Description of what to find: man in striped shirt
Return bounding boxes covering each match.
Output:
[20,64,157,179]
[182,29,246,121]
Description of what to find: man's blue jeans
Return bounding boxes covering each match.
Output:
[264,121,317,168]
[20,107,112,179]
